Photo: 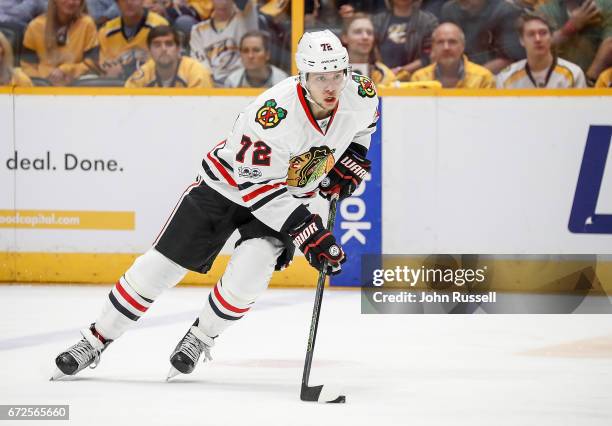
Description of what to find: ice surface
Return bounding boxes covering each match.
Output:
[1,285,611,426]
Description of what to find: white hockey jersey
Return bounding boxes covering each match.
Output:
[496,57,586,88]
[200,74,380,232]
[189,0,258,85]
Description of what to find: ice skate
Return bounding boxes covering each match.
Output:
[51,325,111,380]
[167,322,214,381]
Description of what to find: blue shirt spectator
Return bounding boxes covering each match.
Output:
[85,0,120,27]
[0,0,47,29]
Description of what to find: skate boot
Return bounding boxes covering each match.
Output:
[51,324,112,380]
[167,321,214,380]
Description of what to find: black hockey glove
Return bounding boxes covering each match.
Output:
[319,143,371,200]
[288,214,346,275]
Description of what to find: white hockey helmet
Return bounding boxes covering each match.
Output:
[296,30,351,90]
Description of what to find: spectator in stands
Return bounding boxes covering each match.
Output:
[537,0,612,85]
[21,0,98,85]
[595,66,612,86]
[163,1,201,36]
[421,0,448,18]
[190,0,258,86]
[337,0,387,19]
[224,30,287,87]
[144,0,200,36]
[440,0,525,74]
[86,0,120,27]
[304,0,320,29]
[372,0,438,81]
[0,31,33,86]
[307,0,343,30]
[0,0,47,31]
[98,0,168,80]
[411,22,495,87]
[496,14,586,88]
[258,0,291,72]
[341,12,397,86]
[125,24,212,86]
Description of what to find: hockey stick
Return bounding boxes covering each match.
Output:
[300,194,346,403]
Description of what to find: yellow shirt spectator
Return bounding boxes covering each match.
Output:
[595,67,612,88]
[21,14,98,81]
[370,62,397,87]
[411,56,495,88]
[98,10,168,78]
[125,57,213,87]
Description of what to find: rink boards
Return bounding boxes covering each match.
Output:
[0,87,611,289]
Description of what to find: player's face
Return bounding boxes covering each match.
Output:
[0,43,4,66]
[432,25,464,67]
[307,70,346,111]
[344,18,375,57]
[117,0,144,19]
[240,36,269,71]
[150,34,179,67]
[55,0,82,17]
[520,20,552,56]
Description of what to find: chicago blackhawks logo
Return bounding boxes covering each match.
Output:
[352,74,376,98]
[288,146,335,188]
[255,99,287,129]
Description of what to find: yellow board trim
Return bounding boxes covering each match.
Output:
[0,210,134,230]
[378,87,612,97]
[1,252,610,293]
[11,87,266,97]
[0,252,319,287]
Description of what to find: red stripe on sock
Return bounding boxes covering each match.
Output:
[213,284,250,314]
[116,281,148,313]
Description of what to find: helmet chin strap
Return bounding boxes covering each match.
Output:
[299,73,327,111]
[299,71,350,114]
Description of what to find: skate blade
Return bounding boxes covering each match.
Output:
[50,368,66,381]
[166,366,181,382]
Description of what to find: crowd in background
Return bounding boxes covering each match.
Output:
[0,0,610,88]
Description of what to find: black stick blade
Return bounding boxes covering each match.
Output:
[300,384,323,401]
[301,384,346,403]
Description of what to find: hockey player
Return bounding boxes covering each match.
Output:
[51,29,379,381]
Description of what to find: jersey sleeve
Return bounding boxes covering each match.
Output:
[243,0,259,32]
[20,21,41,77]
[97,26,111,67]
[59,17,99,79]
[573,67,587,88]
[190,61,214,88]
[189,25,212,71]
[230,112,308,233]
[349,80,380,151]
